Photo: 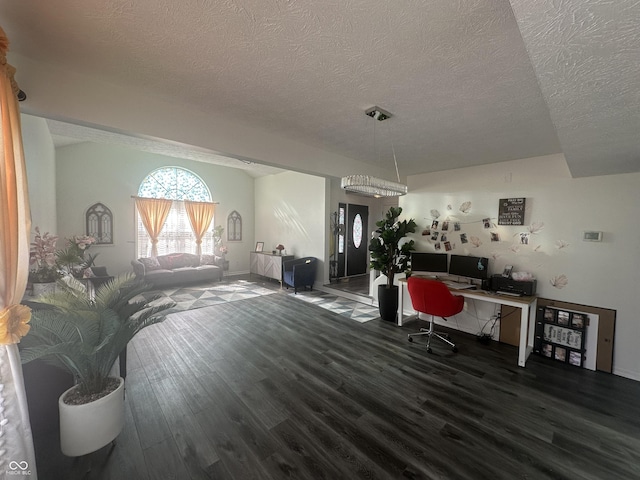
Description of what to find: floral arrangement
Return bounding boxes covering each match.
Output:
[71,234,97,251]
[369,207,417,288]
[29,227,61,283]
[56,234,97,275]
[219,245,228,254]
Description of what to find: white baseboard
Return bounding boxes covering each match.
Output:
[612,366,640,382]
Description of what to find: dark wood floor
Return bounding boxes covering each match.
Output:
[31,291,640,479]
[325,274,371,296]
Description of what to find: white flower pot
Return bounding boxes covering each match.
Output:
[58,377,125,457]
[32,282,56,297]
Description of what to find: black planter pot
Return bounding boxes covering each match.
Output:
[378,284,398,322]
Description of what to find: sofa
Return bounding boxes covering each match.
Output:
[283,257,317,293]
[131,253,224,288]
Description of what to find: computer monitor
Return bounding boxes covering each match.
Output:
[448,254,489,280]
[410,252,448,276]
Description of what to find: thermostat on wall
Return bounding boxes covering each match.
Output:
[582,231,603,242]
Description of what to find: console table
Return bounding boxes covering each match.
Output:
[398,277,538,368]
[250,252,294,286]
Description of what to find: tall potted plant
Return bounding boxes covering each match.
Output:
[20,275,175,456]
[369,206,417,321]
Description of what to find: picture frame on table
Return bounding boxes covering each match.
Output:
[255,241,264,252]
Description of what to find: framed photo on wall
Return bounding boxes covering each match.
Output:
[255,242,264,252]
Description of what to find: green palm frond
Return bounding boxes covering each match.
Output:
[21,274,174,395]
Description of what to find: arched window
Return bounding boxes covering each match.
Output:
[227,210,242,241]
[136,167,214,257]
[86,202,113,244]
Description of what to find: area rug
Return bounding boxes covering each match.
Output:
[138,279,278,314]
[288,289,380,323]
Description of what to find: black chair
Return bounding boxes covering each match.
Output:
[283,257,317,293]
[87,266,114,290]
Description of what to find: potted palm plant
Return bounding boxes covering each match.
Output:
[369,206,417,321]
[20,275,175,456]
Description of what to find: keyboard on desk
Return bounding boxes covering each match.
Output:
[442,280,476,290]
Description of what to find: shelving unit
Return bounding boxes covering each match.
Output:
[249,252,294,286]
[534,306,587,367]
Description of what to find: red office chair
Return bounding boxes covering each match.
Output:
[406,276,464,353]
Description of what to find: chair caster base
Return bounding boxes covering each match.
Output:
[407,336,414,343]
[427,347,433,354]
[452,346,458,353]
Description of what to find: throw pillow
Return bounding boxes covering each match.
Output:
[182,253,200,267]
[168,253,187,269]
[200,254,215,265]
[156,255,172,269]
[140,257,161,271]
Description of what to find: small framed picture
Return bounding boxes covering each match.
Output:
[544,308,555,321]
[255,242,264,252]
[571,313,586,329]
[542,343,553,358]
[569,351,582,367]
[557,310,570,326]
[554,346,567,362]
[502,265,513,278]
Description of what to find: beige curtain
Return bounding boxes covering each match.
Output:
[134,197,173,257]
[0,26,38,478]
[184,200,215,256]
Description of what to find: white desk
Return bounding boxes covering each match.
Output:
[398,278,538,368]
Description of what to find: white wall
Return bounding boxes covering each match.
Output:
[401,154,640,380]
[21,115,56,234]
[54,142,255,275]
[255,171,326,282]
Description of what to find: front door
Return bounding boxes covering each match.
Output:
[346,204,369,276]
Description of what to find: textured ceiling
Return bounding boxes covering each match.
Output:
[46,120,284,178]
[1,0,637,178]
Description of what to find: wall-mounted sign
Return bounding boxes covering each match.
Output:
[498,198,526,226]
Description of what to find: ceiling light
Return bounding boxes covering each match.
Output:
[341,175,408,197]
[341,107,408,198]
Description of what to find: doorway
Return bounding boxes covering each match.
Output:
[345,203,369,277]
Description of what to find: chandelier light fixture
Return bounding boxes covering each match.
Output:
[341,106,408,198]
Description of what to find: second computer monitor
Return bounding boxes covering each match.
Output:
[448,254,489,280]
[410,252,448,275]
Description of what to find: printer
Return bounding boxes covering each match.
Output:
[489,274,537,296]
